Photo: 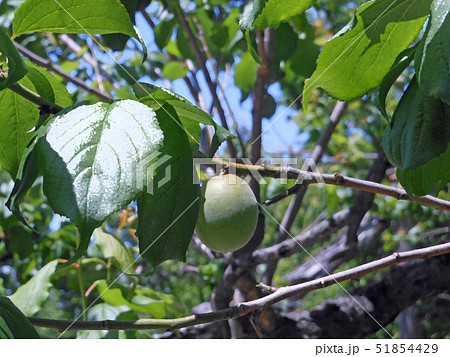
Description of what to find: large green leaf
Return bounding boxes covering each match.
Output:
[0,297,40,338]
[37,100,164,265]
[136,104,201,267]
[415,0,450,104]
[93,228,136,274]
[0,76,40,178]
[253,0,315,28]
[102,0,138,51]
[9,260,58,316]
[96,280,166,317]
[382,77,450,170]
[0,27,27,90]
[12,0,138,39]
[303,0,432,109]
[397,145,450,196]
[133,82,234,156]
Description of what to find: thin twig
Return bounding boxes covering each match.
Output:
[261,101,348,284]
[177,8,237,157]
[14,41,112,101]
[28,242,450,332]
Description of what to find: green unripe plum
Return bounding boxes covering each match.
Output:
[196,174,258,253]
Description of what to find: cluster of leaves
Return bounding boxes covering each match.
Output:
[299,0,449,196]
[0,0,235,270]
[0,0,234,337]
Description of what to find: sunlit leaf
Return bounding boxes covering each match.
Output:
[37,100,164,265]
[303,0,432,109]
[415,0,450,104]
[13,0,138,39]
[9,260,58,316]
[93,228,136,274]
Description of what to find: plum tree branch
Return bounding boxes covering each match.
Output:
[14,41,112,101]
[28,242,450,332]
[177,8,237,157]
[215,159,450,211]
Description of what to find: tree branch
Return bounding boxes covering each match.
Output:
[213,159,450,211]
[28,242,450,332]
[283,217,390,285]
[14,41,112,101]
[252,209,352,264]
[177,8,237,157]
[262,102,347,284]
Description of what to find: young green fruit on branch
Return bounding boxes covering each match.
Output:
[195,174,258,253]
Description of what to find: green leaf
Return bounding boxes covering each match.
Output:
[12,0,138,39]
[25,67,55,103]
[0,316,14,339]
[37,100,164,265]
[162,61,189,81]
[6,123,50,227]
[377,44,417,119]
[9,260,58,316]
[234,51,258,94]
[26,61,73,108]
[4,224,35,259]
[133,82,234,156]
[0,27,27,90]
[397,145,450,196]
[93,228,136,274]
[303,0,432,109]
[239,0,267,31]
[96,280,166,317]
[136,104,201,267]
[382,77,450,170]
[244,29,262,65]
[154,18,176,50]
[0,297,40,338]
[102,0,138,51]
[211,8,241,52]
[253,0,315,28]
[0,76,40,178]
[415,0,450,104]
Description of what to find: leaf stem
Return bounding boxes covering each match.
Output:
[76,234,88,321]
[8,83,63,114]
